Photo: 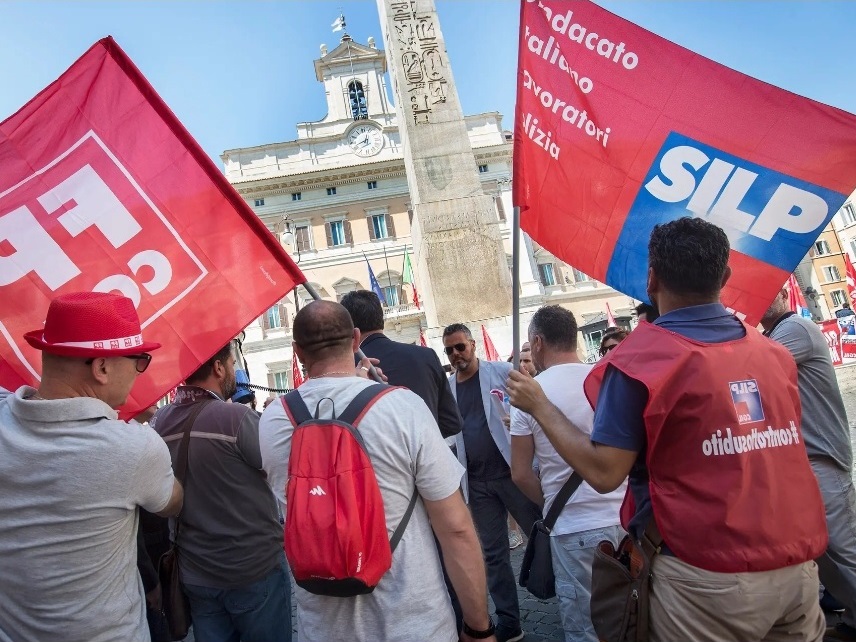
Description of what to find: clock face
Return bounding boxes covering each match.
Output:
[347,124,384,157]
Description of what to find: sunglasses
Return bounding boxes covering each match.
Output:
[444,343,469,356]
[85,353,153,373]
[599,343,619,357]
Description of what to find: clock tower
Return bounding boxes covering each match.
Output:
[311,34,397,151]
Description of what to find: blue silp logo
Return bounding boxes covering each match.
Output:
[606,132,847,302]
[729,379,765,424]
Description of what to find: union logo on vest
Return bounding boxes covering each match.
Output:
[729,379,765,424]
[605,132,847,304]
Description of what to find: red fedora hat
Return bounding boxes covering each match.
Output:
[24,292,161,358]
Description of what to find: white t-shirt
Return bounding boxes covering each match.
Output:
[259,377,465,642]
[0,387,175,642]
[510,363,625,536]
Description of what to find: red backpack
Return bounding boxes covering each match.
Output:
[280,383,418,597]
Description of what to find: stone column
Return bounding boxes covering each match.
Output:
[376,0,512,328]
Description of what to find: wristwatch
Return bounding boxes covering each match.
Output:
[462,620,496,639]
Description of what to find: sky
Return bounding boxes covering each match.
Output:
[1,1,855,167]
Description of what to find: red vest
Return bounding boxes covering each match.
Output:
[584,321,827,573]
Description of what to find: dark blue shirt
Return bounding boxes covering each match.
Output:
[590,303,746,539]
[456,371,509,480]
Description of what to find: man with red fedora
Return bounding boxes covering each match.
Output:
[0,291,183,642]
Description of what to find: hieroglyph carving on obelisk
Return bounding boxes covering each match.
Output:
[376,0,512,329]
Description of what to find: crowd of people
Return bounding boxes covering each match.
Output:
[1,217,855,642]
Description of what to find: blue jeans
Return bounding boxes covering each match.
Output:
[551,524,625,642]
[182,554,292,642]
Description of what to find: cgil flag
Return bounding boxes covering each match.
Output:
[365,256,387,305]
[514,0,856,325]
[481,325,501,361]
[291,353,304,389]
[332,15,346,32]
[402,246,420,309]
[605,302,618,328]
[419,327,427,348]
[0,37,305,418]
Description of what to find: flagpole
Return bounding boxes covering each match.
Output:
[301,281,383,383]
[512,206,521,371]
[382,244,392,303]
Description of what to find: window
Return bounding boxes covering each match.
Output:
[367,181,377,190]
[815,240,831,255]
[494,195,506,221]
[831,289,848,307]
[325,219,352,247]
[538,263,556,286]
[266,305,283,329]
[383,285,400,306]
[371,214,388,239]
[850,239,856,260]
[822,265,842,282]
[326,187,337,196]
[572,268,590,283]
[254,198,265,207]
[291,192,301,201]
[273,371,288,391]
[294,224,311,252]
[842,202,856,226]
[478,164,488,173]
[348,80,368,120]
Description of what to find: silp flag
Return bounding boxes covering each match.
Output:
[481,325,501,361]
[786,275,812,319]
[514,0,856,324]
[365,257,387,305]
[845,253,856,308]
[0,37,305,417]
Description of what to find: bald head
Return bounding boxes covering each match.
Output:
[293,300,356,362]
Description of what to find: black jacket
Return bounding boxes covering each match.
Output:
[359,333,462,439]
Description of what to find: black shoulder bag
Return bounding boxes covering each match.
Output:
[518,472,583,599]
[157,400,211,641]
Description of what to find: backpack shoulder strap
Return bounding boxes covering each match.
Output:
[336,383,396,427]
[281,390,312,426]
[390,488,419,553]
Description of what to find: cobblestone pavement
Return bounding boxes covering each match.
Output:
[184,367,856,642]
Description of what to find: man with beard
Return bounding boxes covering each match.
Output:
[152,341,291,642]
[443,324,541,642]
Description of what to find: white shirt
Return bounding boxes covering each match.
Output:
[259,377,464,642]
[510,363,625,536]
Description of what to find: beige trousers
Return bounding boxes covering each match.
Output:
[649,555,825,642]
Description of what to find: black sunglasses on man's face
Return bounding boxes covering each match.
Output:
[85,353,153,373]
[444,343,469,356]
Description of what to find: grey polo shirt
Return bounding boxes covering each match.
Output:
[152,386,282,588]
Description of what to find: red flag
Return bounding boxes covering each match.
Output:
[786,274,809,317]
[481,325,501,361]
[605,302,618,328]
[820,320,844,366]
[291,353,304,389]
[514,1,856,325]
[419,327,427,348]
[845,253,856,307]
[0,38,305,418]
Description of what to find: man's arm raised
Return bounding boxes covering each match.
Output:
[505,370,636,494]
[424,492,497,642]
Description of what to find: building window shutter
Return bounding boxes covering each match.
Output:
[261,313,269,330]
[494,196,506,221]
[278,303,288,328]
[344,220,353,244]
[367,215,376,240]
[266,372,275,389]
[386,213,396,238]
[325,222,333,248]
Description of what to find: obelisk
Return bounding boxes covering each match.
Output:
[376,0,512,329]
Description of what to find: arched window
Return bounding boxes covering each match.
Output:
[348,80,368,120]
